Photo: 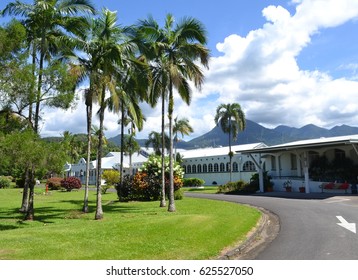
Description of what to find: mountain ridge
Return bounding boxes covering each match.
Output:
[107,120,358,149]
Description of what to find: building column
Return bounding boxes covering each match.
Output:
[303,151,310,193]
[249,153,264,192]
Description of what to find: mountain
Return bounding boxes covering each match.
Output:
[107,120,358,149]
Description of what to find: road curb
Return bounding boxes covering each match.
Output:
[218,206,280,260]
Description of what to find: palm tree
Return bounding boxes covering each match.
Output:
[2,0,95,213]
[173,116,194,159]
[2,0,96,134]
[145,131,170,156]
[90,9,138,220]
[139,14,209,212]
[214,103,246,182]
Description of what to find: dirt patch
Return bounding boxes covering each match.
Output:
[218,207,280,260]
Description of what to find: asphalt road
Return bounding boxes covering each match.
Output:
[186,192,358,260]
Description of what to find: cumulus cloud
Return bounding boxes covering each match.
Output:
[41,0,358,140]
[197,0,358,131]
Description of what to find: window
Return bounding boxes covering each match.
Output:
[214,163,219,172]
[197,164,202,173]
[208,163,213,173]
[187,165,192,173]
[203,164,208,173]
[182,166,186,173]
[271,156,276,171]
[290,154,297,170]
[192,165,197,173]
[220,163,225,172]
[243,161,256,171]
[232,162,238,172]
[226,162,231,172]
[335,149,345,161]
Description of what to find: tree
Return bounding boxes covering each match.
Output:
[1,0,96,134]
[138,14,209,212]
[89,9,138,220]
[173,116,193,159]
[145,131,170,156]
[0,130,68,220]
[214,103,246,182]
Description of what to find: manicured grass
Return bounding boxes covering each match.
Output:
[0,188,261,260]
[184,186,219,194]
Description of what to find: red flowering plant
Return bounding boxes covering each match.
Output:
[60,177,82,191]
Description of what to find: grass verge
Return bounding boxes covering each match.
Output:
[0,188,260,260]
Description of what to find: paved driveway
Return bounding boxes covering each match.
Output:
[186,192,358,259]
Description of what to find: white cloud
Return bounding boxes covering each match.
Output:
[40,0,358,140]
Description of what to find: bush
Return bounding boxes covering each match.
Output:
[0,177,11,189]
[174,188,184,200]
[217,180,258,194]
[47,177,63,190]
[61,177,82,191]
[102,170,120,194]
[183,178,205,187]
[116,155,184,202]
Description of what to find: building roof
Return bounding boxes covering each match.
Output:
[181,143,266,159]
[238,134,358,154]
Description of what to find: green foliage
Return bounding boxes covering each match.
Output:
[249,172,274,192]
[61,177,82,191]
[0,177,11,189]
[217,180,258,194]
[116,155,184,202]
[102,169,120,194]
[183,177,205,187]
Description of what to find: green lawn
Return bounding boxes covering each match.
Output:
[0,188,261,260]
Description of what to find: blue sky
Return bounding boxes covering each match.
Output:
[1,0,358,140]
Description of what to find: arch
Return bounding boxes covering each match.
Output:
[214,163,219,172]
[187,165,192,174]
[192,164,197,174]
[208,163,213,173]
[220,162,225,172]
[232,162,238,172]
[197,164,202,173]
[243,161,256,171]
[203,164,208,173]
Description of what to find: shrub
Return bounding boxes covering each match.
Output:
[115,155,184,202]
[47,177,63,190]
[61,177,82,191]
[0,177,11,189]
[174,188,184,200]
[102,170,120,194]
[183,178,205,187]
[217,180,258,194]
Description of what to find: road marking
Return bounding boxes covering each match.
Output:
[336,216,356,234]
[325,198,351,204]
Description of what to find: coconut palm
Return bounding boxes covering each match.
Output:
[214,103,246,182]
[145,131,170,156]
[137,14,209,212]
[1,0,96,134]
[173,116,194,159]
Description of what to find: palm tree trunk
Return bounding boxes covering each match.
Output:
[34,38,45,134]
[83,98,92,213]
[160,91,166,207]
[95,87,105,220]
[229,119,232,183]
[168,86,175,212]
[119,103,125,190]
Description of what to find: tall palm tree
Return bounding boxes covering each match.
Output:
[2,0,95,213]
[2,0,96,134]
[90,9,139,220]
[145,131,170,156]
[214,103,246,182]
[173,116,194,159]
[140,14,209,212]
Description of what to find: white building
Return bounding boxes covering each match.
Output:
[64,149,152,185]
[180,143,267,185]
[240,135,358,193]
